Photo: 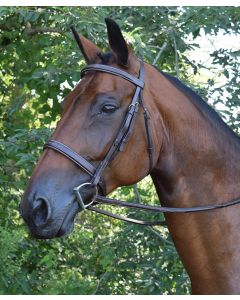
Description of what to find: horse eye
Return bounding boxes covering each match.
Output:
[101,104,118,113]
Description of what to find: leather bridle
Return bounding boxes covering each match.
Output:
[44,62,240,226]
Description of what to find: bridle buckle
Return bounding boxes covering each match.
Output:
[73,182,98,211]
[128,101,139,112]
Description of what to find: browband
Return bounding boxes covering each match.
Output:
[81,64,144,89]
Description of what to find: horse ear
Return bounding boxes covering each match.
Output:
[70,26,101,63]
[105,18,129,67]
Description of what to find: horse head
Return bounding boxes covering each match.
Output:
[20,18,162,238]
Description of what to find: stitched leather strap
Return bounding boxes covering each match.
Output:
[81,64,144,88]
[44,140,96,176]
[85,194,240,227]
[88,206,166,226]
[94,194,240,213]
[90,61,146,186]
[140,92,154,173]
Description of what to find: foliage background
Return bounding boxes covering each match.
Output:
[0,6,239,295]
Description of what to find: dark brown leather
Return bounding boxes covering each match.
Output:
[44,140,96,176]
[88,206,167,226]
[95,194,240,213]
[81,64,144,88]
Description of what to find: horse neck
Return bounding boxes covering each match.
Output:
[147,65,240,294]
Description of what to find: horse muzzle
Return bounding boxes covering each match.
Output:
[19,179,99,239]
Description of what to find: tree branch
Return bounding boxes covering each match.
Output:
[153,41,168,65]
[172,34,180,79]
[147,226,174,247]
[93,270,109,295]
[133,184,141,203]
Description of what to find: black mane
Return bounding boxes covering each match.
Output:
[158,68,240,142]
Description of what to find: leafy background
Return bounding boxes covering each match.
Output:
[0,6,239,295]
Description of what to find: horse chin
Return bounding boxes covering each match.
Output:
[55,200,79,238]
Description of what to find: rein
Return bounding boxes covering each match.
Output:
[44,62,240,227]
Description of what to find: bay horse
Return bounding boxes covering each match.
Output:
[20,18,240,294]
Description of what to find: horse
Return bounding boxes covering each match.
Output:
[20,18,240,294]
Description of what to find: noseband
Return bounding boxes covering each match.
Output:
[44,62,240,226]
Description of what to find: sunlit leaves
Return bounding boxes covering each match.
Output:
[0,6,239,295]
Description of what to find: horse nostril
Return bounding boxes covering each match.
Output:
[32,197,51,227]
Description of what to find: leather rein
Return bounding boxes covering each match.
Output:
[44,62,240,227]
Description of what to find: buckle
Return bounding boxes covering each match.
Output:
[73,182,98,211]
[128,101,139,112]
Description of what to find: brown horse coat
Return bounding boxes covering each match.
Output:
[20,18,240,294]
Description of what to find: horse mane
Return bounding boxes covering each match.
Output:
[158,68,240,142]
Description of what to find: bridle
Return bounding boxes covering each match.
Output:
[44,61,240,227]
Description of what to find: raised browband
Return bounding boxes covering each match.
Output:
[81,64,145,89]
